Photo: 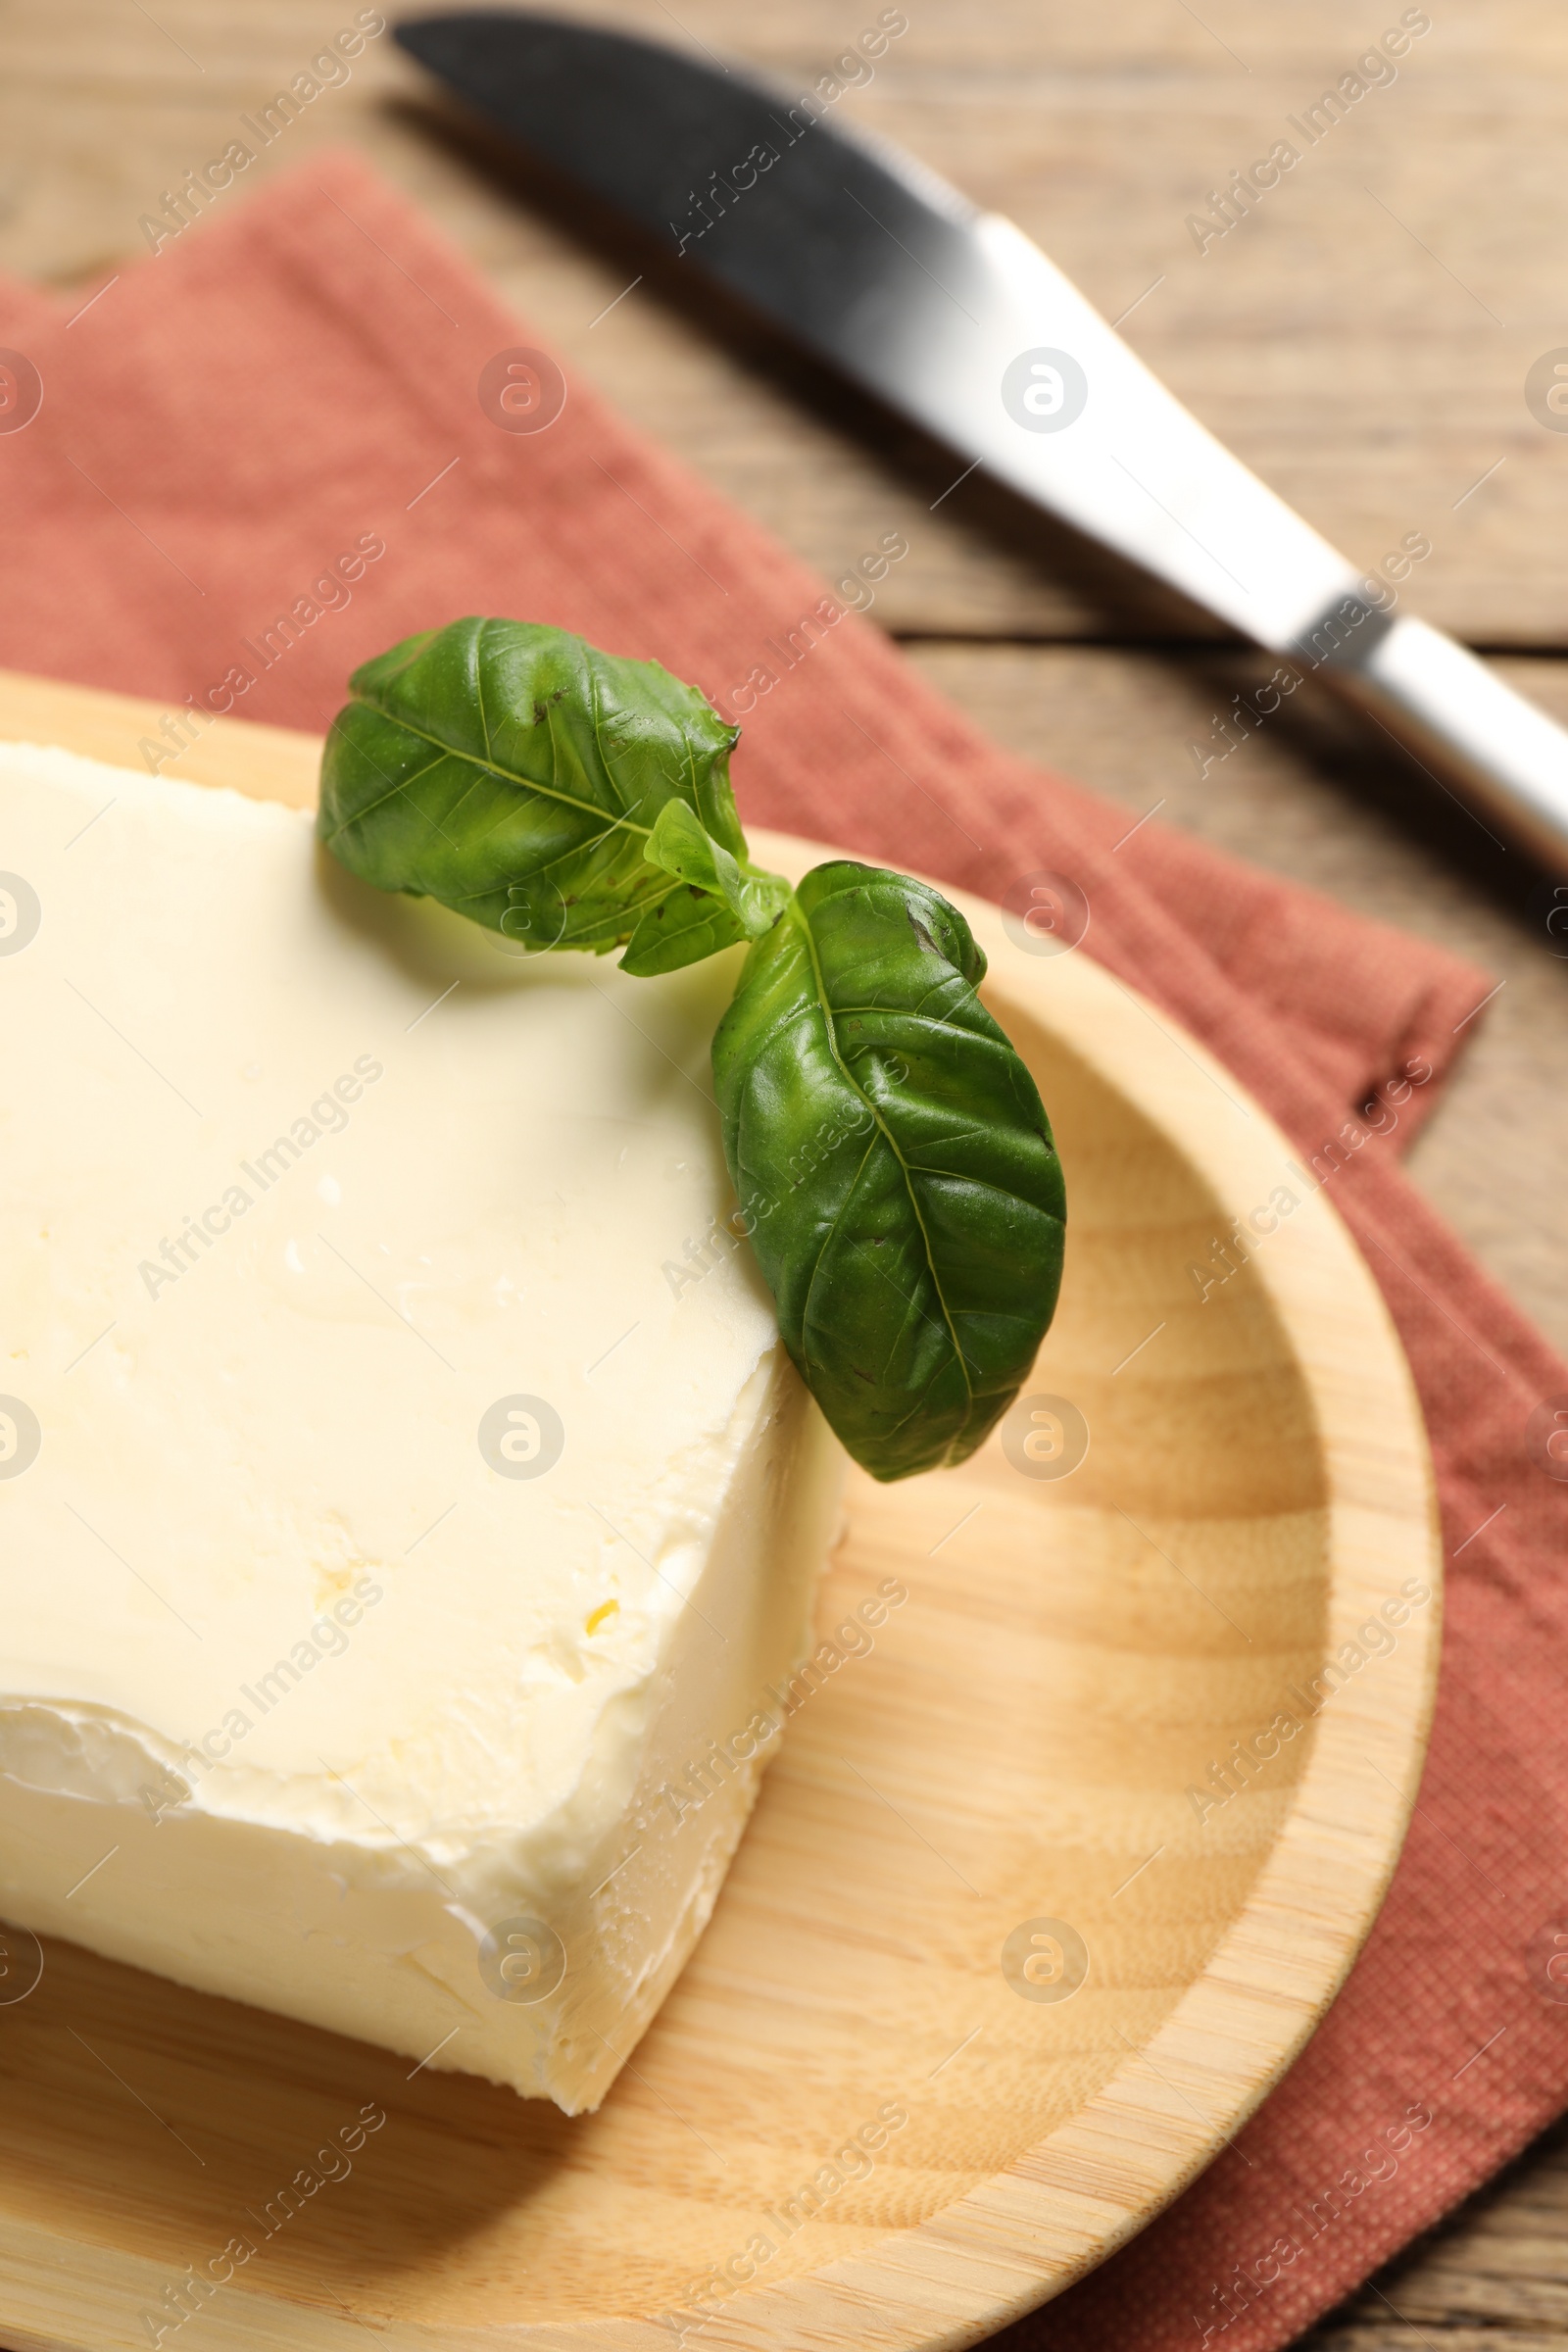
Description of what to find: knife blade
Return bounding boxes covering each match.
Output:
[396,9,1568,872]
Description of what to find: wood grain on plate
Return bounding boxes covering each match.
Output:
[0,672,1440,2349]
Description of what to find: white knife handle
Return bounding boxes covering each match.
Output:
[1321,616,1568,870]
[946,222,1568,870]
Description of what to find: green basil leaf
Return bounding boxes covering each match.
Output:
[620,881,749,978]
[711,859,1066,1482]
[620,803,791,977]
[647,801,791,933]
[644,797,748,906]
[318,616,746,958]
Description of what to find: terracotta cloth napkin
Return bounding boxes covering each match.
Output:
[4,150,1566,2351]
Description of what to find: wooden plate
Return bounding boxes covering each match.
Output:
[0,671,1441,2352]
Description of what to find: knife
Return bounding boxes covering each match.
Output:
[396,9,1568,872]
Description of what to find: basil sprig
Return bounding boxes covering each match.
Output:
[319,618,1065,1482]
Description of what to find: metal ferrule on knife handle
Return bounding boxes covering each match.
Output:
[1315,616,1568,869]
[396,12,1568,871]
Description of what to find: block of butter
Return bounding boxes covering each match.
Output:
[0,745,842,2114]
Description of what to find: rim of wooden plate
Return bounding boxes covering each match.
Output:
[0,676,1442,2352]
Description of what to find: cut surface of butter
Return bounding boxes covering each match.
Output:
[0,745,842,2113]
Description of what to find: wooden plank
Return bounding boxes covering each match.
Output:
[3,2,1568,642]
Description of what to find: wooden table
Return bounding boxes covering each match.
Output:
[3,2,1566,2343]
